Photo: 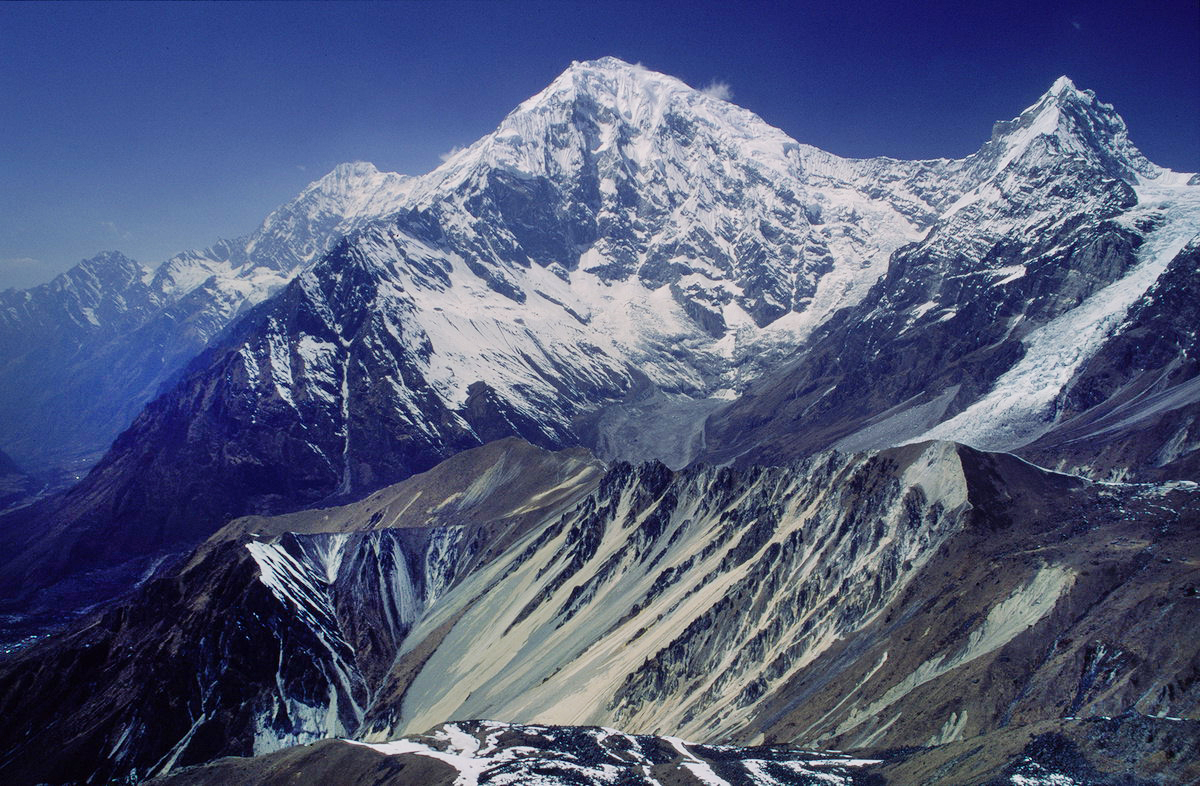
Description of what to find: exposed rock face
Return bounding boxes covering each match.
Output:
[367,444,1199,751]
[0,440,604,783]
[2,439,1194,784]
[746,446,1200,751]
[877,714,1200,786]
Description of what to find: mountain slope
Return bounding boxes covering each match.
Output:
[701,79,1199,478]
[0,251,161,478]
[0,57,962,609]
[2,439,1195,784]
[0,163,412,479]
[0,448,34,512]
[0,440,604,783]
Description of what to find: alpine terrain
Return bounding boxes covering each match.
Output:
[0,58,1196,786]
[0,162,412,486]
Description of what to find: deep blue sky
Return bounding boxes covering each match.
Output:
[2,0,1197,289]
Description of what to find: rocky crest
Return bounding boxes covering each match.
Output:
[1,438,1195,784]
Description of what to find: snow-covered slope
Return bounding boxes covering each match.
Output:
[702,78,1199,478]
[151,161,413,303]
[405,57,935,342]
[916,177,1199,451]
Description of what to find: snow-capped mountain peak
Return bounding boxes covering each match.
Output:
[1,249,152,337]
[532,56,700,111]
[985,74,1159,183]
[0,161,417,476]
[394,54,926,378]
[1048,74,1077,95]
[258,161,414,243]
[60,250,147,293]
[419,55,800,208]
[149,160,414,305]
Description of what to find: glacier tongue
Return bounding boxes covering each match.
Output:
[915,176,1200,451]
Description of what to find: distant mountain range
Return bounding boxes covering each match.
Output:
[0,58,1196,785]
[0,162,411,481]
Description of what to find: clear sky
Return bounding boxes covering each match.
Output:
[1,0,1197,289]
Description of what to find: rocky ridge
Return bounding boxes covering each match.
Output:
[1,438,1195,784]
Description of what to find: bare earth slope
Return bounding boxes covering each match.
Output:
[1,439,1195,784]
